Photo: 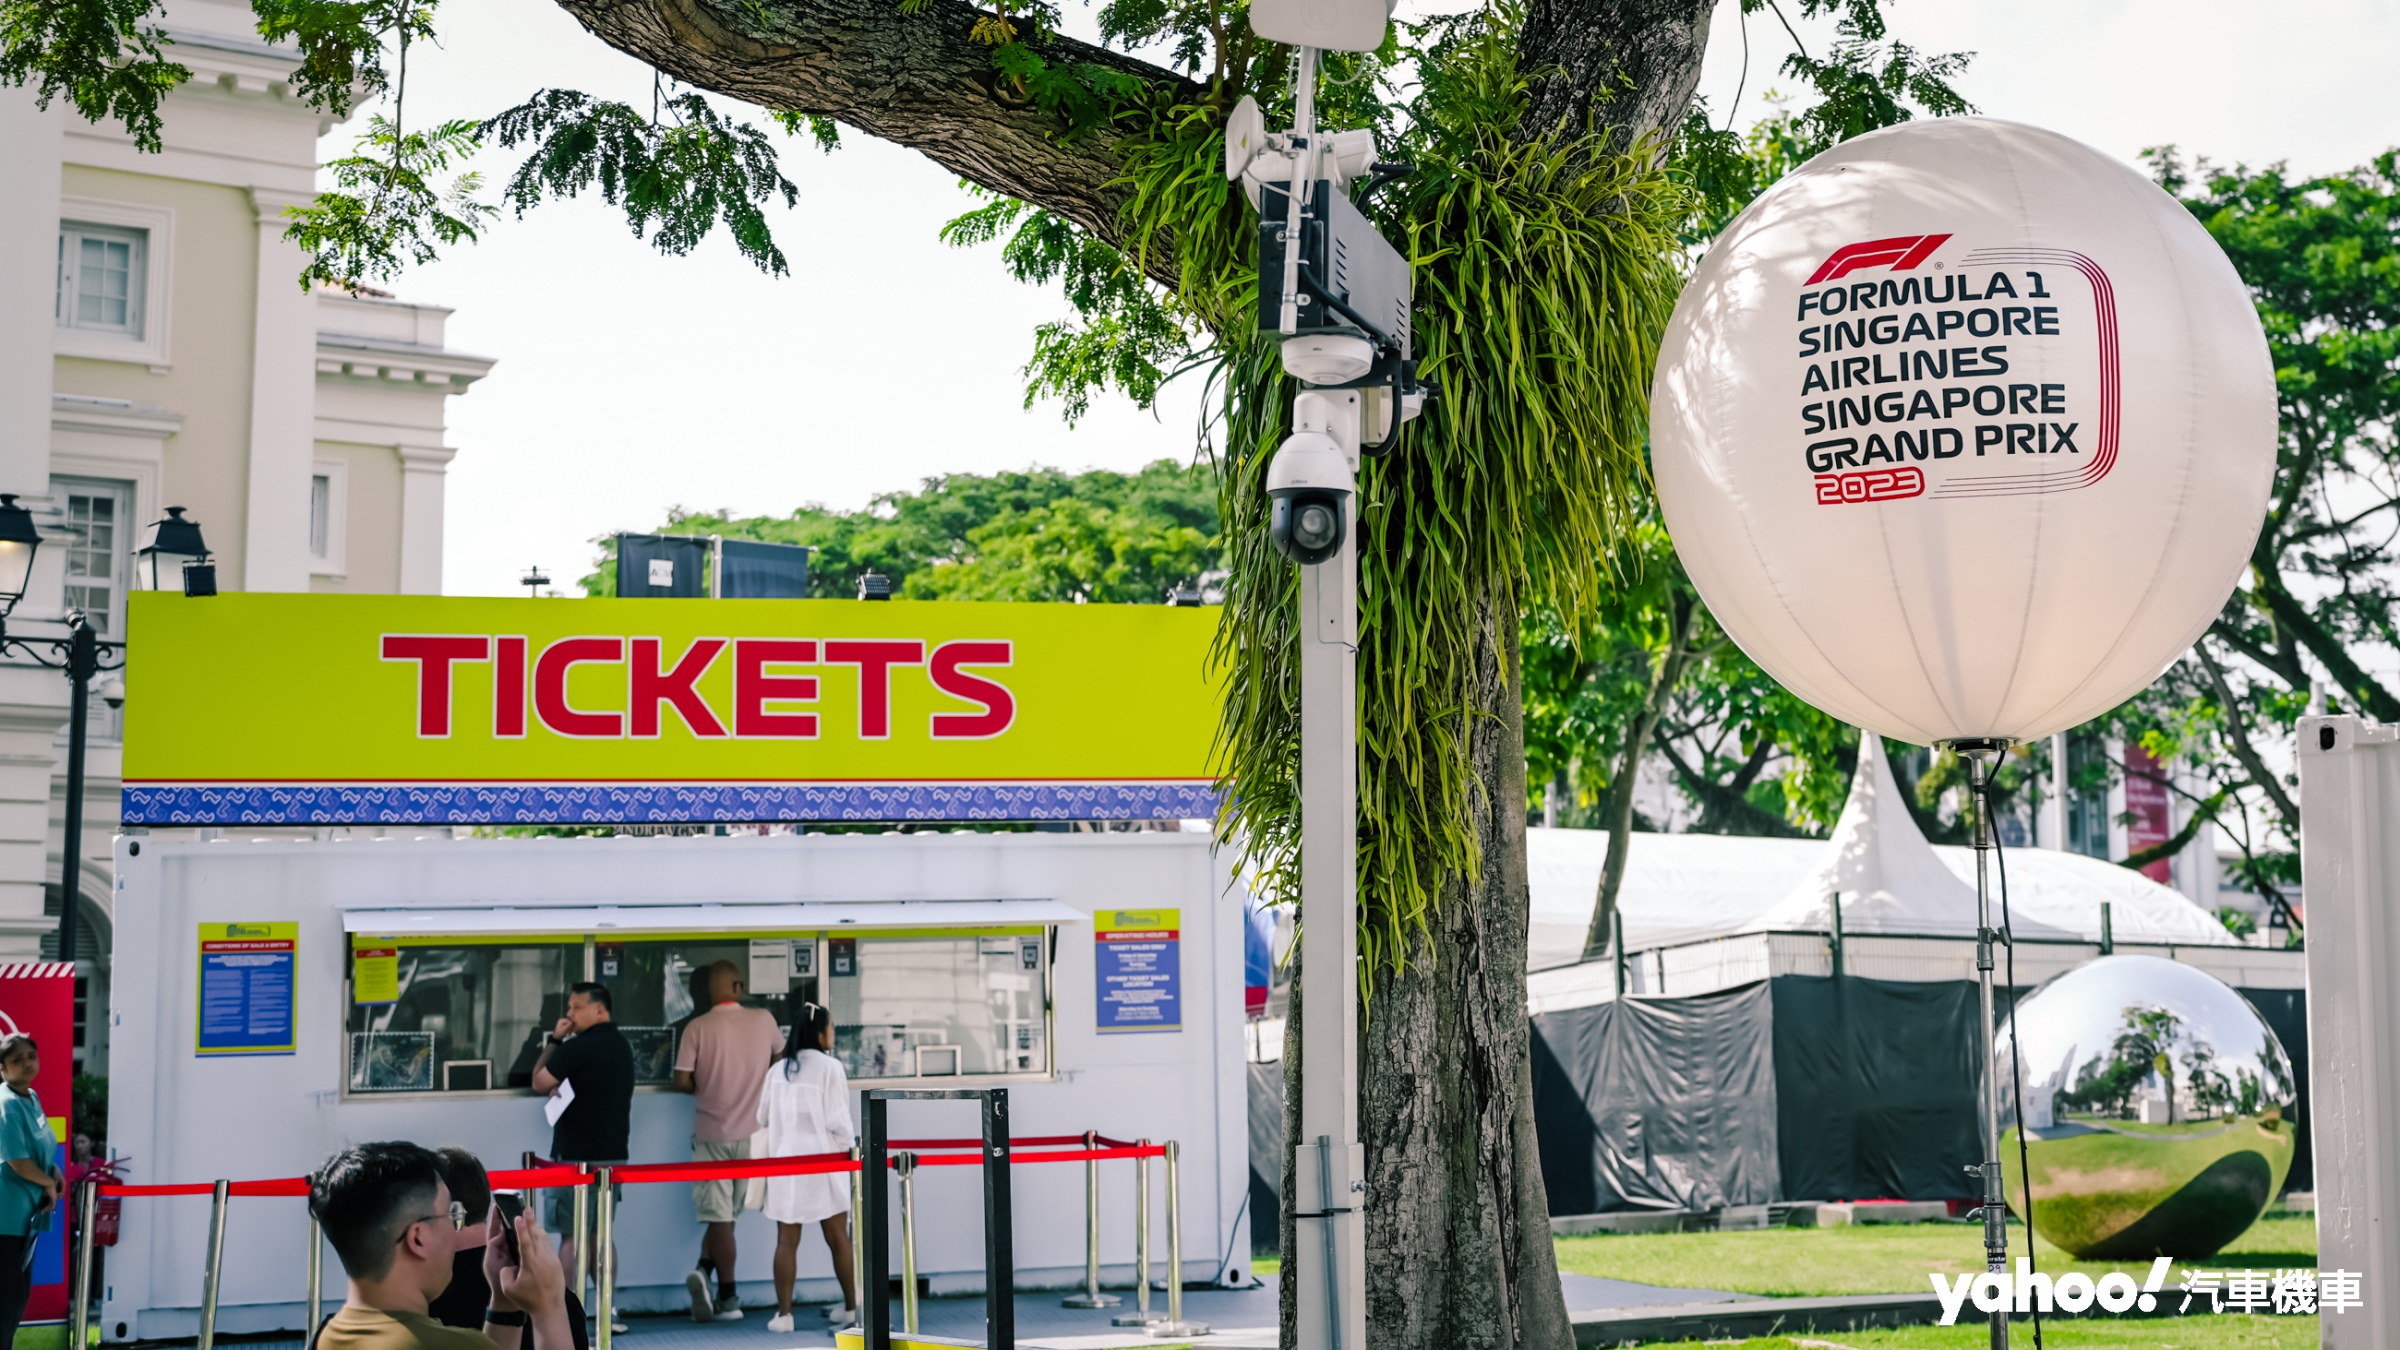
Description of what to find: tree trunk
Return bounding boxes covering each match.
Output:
[1582,590,1693,960]
[1280,588,1572,1348]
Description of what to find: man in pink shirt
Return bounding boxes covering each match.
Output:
[672,961,786,1321]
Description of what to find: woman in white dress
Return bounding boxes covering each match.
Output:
[757,1001,857,1331]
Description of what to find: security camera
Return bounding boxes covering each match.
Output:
[1266,430,1355,565]
[99,676,125,710]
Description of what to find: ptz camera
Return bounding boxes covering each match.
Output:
[1266,430,1354,565]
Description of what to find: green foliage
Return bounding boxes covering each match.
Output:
[284,115,493,288]
[0,0,187,152]
[580,461,1219,604]
[481,90,802,275]
[942,192,1197,422]
[71,1072,107,1143]
[253,0,434,116]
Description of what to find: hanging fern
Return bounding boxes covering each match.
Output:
[1103,10,1688,986]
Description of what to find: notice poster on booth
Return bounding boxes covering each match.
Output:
[197,923,298,1055]
[1094,909,1181,1034]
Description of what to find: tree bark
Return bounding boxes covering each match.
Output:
[1516,0,1716,147]
[1581,589,1694,960]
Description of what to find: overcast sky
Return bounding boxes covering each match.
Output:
[374,0,2400,597]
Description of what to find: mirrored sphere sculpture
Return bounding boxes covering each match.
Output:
[1998,954,2296,1258]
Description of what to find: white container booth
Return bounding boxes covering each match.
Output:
[102,829,1248,1339]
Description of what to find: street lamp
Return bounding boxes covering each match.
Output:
[136,506,216,596]
[521,566,551,597]
[0,496,132,976]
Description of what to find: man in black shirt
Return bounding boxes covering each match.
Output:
[531,983,634,1296]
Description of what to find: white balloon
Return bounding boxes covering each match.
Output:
[1651,118,2276,746]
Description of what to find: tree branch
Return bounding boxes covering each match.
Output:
[2250,572,2400,721]
[552,0,1200,285]
[2195,639,2301,826]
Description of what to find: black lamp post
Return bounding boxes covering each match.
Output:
[0,499,213,972]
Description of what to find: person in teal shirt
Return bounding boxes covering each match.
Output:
[0,1034,61,1348]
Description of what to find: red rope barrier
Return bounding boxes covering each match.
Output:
[94,1139,1168,1196]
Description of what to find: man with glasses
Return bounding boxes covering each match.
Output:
[312,1142,573,1350]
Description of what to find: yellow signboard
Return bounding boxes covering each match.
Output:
[125,593,1220,824]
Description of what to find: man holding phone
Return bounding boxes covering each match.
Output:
[310,1141,574,1350]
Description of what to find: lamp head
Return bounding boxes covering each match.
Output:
[0,494,41,619]
[138,507,212,593]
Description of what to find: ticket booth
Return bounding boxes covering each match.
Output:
[102,829,1246,1338]
[103,593,1241,1339]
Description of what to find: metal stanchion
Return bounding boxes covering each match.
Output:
[573,1164,592,1317]
[1149,1142,1206,1338]
[306,1212,323,1350]
[896,1153,920,1335]
[1062,1130,1120,1308]
[1111,1141,1157,1328]
[197,1180,230,1350]
[596,1167,616,1350]
[71,1183,97,1350]
[849,1145,865,1317]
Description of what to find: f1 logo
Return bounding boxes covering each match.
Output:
[1806,234,1952,285]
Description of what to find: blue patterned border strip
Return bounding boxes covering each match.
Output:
[123,782,1222,825]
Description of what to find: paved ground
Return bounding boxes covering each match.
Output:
[584,1272,1742,1350]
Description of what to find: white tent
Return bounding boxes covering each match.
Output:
[1524,737,2236,972]
[1737,738,2080,940]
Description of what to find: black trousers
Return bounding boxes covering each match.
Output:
[0,1234,31,1349]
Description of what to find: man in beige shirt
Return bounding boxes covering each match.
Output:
[672,961,787,1321]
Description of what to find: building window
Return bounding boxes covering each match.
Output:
[53,477,131,634]
[310,458,348,575]
[57,223,147,339]
[829,935,1050,1078]
[2066,729,2111,859]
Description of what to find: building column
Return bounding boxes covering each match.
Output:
[0,94,64,497]
[397,443,455,594]
[2040,731,2068,849]
[241,188,320,593]
[0,681,68,960]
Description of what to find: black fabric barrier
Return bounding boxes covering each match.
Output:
[1771,974,1986,1204]
[2236,987,2312,1194]
[1530,982,1780,1213]
[1247,1059,1285,1254]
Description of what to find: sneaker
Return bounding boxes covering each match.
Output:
[612,1321,630,1335]
[825,1309,858,1331]
[686,1271,717,1323]
[766,1313,794,1334]
[714,1307,744,1322]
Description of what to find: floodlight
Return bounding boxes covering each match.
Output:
[1251,0,1391,53]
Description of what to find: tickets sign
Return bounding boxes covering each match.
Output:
[124,593,1221,824]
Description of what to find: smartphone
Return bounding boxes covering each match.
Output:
[491,1190,526,1264]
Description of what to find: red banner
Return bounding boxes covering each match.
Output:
[0,963,75,1323]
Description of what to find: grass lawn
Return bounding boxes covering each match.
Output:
[1552,1214,2318,1299]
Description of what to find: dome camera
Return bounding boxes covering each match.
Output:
[1266,430,1354,566]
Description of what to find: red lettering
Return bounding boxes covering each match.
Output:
[494,636,527,738]
[380,635,490,738]
[823,640,926,739]
[533,637,626,738]
[734,639,819,738]
[928,641,1015,739]
[631,637,729,738]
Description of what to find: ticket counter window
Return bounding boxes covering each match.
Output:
[603,939,820,1084]
[346,942,578,1093]
[827,934,1049,1079]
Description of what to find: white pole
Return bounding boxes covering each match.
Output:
[1277,47,1319,337]
[1292,385,1366,1350]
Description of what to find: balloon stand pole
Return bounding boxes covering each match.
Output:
[1948,740,2013,1350]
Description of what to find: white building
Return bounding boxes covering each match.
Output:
[0,0,493,1069]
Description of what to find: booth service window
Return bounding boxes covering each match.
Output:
[347,932,1051,1096]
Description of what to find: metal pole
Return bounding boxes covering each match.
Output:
[573,1164,591,1315]
[1961,746,2010,1350]
[596,1167,615,1350]
[1149,1140,1206,1338]
[56,617,95,967]
[1062,1130,1117,1307]
[1292,385,1364,1350]
[71,1181,97,1350]
[306,1213,322,1349]
[850,1144,865,1316]
[864,1097,890,1350]
[1111,1144,1154,1328]
[1830,893,1845,979]
[2100,900,2114,955]
[197,1180,229,1350]
[1611,910,1626,998]
[981,1090,1014,1350]
[897,1154,919,1335]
